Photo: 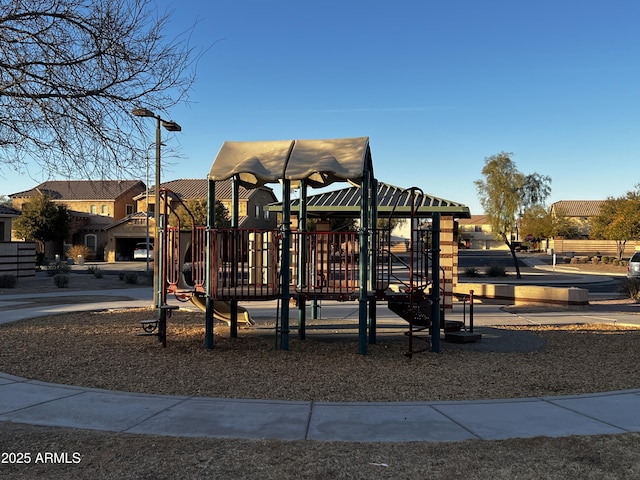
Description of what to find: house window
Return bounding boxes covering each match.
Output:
[255,205,260,219]
[126,204,134,215]
[101,205,108,215]
[90,205,97,214]
[85,234,97,252]
[474,226,482,232]
[264,209,270,220]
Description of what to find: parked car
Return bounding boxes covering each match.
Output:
[133,242,153,260]
[628,252,640,278]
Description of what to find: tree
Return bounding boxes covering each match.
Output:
[590,186,640,259]
[474,152,551,278]
[377,217,407,232]
[1,0,198,180]
[13,196,70,254]
[519,205,582,249]
[172,198,230,229]
[518,205,553,250]
[550,207,583,239]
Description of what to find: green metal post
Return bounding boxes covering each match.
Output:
[297,180,307,340]
[358,170,370,355]
[369,177,378,344]
[230,175,239,338]
[280,179,291,350]
[205,179,215,349]
[157,195,164,323]
[431,212,441,353]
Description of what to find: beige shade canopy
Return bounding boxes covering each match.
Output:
[208,137,372,189]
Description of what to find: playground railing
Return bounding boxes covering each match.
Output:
[210,228,280,300]
[291,231,359,299]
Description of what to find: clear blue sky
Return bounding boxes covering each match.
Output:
[5,0,640,215]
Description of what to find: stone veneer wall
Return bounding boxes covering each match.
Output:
[439,216,456,310]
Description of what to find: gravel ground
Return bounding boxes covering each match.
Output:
[2,264,640,479]
[1,308,639,402]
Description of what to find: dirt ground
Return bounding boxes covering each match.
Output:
[2,264,640,479]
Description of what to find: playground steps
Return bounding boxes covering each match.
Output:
[387,297,464,333]
[387,298,432,327]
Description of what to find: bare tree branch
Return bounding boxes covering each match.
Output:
[0,0,200,182]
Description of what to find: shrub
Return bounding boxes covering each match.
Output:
[87,265,103,278]
[123,272,138,284]
[45,260,70,277]
[463,266,480,277]
[66,244,94,262]
[601,256,611,264]
[486,263,506,277]
[619,278,640,303]
[591,256,600,264]
[87,264,98,274]
[0,274,17,288]
[53,274,69,288]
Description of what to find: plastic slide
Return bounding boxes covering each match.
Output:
[189,294,255,326]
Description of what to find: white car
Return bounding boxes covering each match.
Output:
[628,252,640,278]
[133,242,153,260]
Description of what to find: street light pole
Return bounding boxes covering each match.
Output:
[145,148,150,275]
[132,108,181,308]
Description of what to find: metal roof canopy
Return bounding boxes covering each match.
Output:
[205,137,376,355]
[208,137,373,189]
[267,182,471,219]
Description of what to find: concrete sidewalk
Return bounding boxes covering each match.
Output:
[1,282,640,443]
[2,371,640,442]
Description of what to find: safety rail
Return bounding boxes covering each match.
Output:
[375,227,432,295]
[292,231,359,299]
[191,226,207,292]
[210,228,280,300]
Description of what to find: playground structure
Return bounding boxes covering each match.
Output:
[146,137,471,355]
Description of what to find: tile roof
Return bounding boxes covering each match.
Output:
[0,204,20,216]
[457,214,490,225]
[10,180,144,200]
[137,178,275,201]
[551,200,605,217]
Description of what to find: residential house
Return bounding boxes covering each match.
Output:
[459,201,638,256]
[10,180,146,259]
[0,204,20,242]
[105,178,278,261]
[549,200,606,238]
[548,200,639,257]
[457,215,507,250]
